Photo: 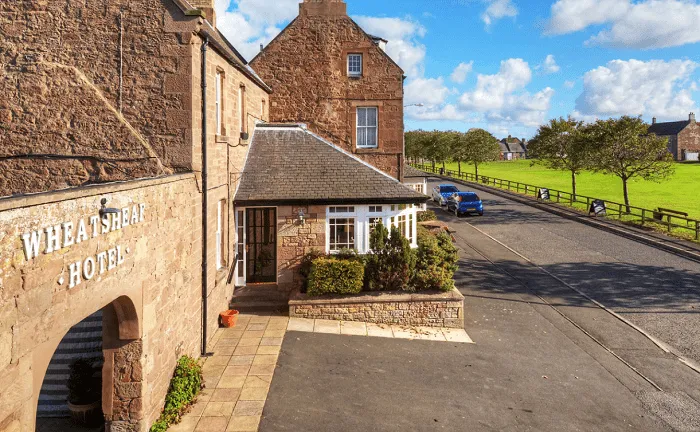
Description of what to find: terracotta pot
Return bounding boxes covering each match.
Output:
[68,400,103,427]
[220,310,239,328]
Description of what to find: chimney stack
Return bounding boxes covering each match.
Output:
[690,112,696,124]
[300,0,347,17]
[652,117,657,125]
[190,0,216,27]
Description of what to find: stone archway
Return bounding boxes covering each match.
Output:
[101,296,144,431]
[33,295,144,432]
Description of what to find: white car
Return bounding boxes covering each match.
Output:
[431,184,460,206]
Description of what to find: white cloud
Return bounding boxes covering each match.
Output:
[546,0,700,49]
[546,0,629,34]
[459,59,532,111]
[405,77,452,106]
[574,59,698,120]
[457,59,555,127]
[406,105,473,122]
[450,62,474,84]
[564,80,576,89]
[352,16,427,77]
[215,0,299,59]
[481,0,519,27]
[537,55,560,74]
[586,1,700,49]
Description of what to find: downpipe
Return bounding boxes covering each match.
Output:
[200,37,209,357]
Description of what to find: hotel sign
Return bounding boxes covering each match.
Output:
[21,203,146,289]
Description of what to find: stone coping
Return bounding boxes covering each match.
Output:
[289,288,464,305]
[0,173,196,211]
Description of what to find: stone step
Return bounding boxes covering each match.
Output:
[229,300,289,314]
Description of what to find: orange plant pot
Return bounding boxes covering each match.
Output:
[220,310,239,328]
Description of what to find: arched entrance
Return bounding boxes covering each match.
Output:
[34,295,144,432]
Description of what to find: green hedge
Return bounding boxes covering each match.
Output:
[417,210,438,222]
[307,258,365,296]
[411,226,459,292]
[150,356,203,432]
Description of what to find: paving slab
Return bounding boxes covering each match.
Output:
[313,319,341,334]
[340,321,367,336]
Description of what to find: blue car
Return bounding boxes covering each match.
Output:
[431,184,460,206]
[447,192,484,216]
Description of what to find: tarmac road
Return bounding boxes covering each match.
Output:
[429,179,700,366]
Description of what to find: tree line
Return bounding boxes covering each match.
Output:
[405,129,501,179]
[405,116,675,212]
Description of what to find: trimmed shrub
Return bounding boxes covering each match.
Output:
[299,249,326,292]
[365,223,416,292]
[149,356,203,432]
[411,226,459,292]
[307,258,365,296]
[417,210,438,222]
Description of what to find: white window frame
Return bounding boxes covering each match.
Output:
[348,54,363,77]
[238,86,244,133]
[326,205,418,254]
[216,200,224,270]
[235,209,246,286]
[215,72,223,136]
[328,215,357,253]
[356,107,378,149]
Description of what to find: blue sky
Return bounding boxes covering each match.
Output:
[215,0,700,139]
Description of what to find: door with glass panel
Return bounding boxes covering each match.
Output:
[245,208,277,284]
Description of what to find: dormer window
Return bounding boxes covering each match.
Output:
[348,54,363,77]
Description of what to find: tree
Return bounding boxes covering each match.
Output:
[437,131,460,173]
[365,223,416,292]
[462,129,500,178]
[591,116,675,212]
[405,130,426,165]
[528,117,595,199]
[423,130,451,171]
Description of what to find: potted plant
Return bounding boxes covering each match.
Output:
[67,359,103,427]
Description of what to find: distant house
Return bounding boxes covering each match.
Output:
[499,136,528,160]
[648,113,700,161]
[403,165,430,210]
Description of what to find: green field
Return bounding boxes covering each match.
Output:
[439,160,700,219]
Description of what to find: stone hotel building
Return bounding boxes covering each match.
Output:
[0,0,426,430]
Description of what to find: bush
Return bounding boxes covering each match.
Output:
[411,226,459,292]
[365,223,416,291]
[307,258,365,296]
[150,356,203,432]
[299,249,326,292]
[417,210,438,222]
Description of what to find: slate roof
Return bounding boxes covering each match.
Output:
[235,125,428,206]
[648,121,690,136]
[404,165,430,179]
[500,138,528,153]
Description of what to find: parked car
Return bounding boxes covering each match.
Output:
[447,192,484,216]
[432,184,460,206]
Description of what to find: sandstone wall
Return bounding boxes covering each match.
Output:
[678,123,700,160]
[0,0,199,197]
[289,290,465,329]
[250,4,405,179]
[277,205,327,295]
[0,175,205,431]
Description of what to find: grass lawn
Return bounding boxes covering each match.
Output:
[439,160,700,219]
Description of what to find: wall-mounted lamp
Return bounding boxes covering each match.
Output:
[297,209,306,226]
[99,198,121,219]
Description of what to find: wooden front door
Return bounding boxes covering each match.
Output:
[245,208,277,284]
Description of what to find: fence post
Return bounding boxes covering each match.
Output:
[668,216,672,233]
[696,221,699,241]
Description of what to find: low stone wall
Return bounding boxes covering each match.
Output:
[289,289,464,329]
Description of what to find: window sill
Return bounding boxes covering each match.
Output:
[349,75,363,80]
[355,147,380,153]
[215,135,229,143]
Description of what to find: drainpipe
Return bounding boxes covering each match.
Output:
[201,37,209,357]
